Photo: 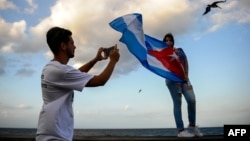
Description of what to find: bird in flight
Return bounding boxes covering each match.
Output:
[203,0,227,15]
[138,89,142,93]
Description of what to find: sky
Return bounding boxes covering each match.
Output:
[0,0,249,129]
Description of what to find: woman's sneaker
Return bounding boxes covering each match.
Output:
[188,125,204,137]
[177,130,195,137]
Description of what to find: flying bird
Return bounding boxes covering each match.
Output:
[138,89,142,93]
[203,0,227,15]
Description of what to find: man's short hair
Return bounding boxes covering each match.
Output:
[46,27,72,54]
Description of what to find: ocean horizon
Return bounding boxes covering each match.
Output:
[0,127,224,137]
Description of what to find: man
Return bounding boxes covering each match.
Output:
[36,27,120,141]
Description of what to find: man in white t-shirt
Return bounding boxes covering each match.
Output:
[36,27,120,141]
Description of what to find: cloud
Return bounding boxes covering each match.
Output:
[15,68,35,77]
[1,43,13,53]
[0,16,44,77]
[0,102,32,110]
[124,105,129,111]
[15,104,32,109]
[28,0,197,77]
[0,0,249,78]
[205,0,250,33]
[24,0,38,14]
[0,54,6,75]
[13,62,35,77]
[0,0,17,10]
[0,18,27,52]
[0,0,37,14]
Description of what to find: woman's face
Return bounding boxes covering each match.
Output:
[165,37,173,47]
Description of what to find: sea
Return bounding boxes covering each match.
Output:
[0,127,223,137]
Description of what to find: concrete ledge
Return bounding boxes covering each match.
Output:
[0,135,224,141]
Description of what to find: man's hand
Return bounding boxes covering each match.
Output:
[94,47,107,62]
[109,44,120,63]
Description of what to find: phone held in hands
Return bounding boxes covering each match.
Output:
[104,46,115,57]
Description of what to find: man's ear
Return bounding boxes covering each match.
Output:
[60,42,66,50]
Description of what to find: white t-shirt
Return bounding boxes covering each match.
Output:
[36,61,94,141]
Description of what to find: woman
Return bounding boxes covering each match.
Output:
[163,33,203,137]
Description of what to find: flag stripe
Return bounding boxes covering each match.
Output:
[110,13,184,82]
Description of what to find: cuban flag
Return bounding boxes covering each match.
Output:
[109,13,185,82]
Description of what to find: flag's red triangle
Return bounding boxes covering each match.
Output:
[148,47,185,80]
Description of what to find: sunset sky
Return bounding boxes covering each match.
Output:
[0,0,249,129]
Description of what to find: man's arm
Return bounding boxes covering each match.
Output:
[86,45,120,87]
[78,47,106,72]
[78,58,98,72]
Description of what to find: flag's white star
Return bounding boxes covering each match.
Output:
[169,52,179,61]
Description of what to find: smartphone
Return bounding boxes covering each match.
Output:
[104,46,115,57]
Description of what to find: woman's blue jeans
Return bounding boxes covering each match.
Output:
[165,79,196,131]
